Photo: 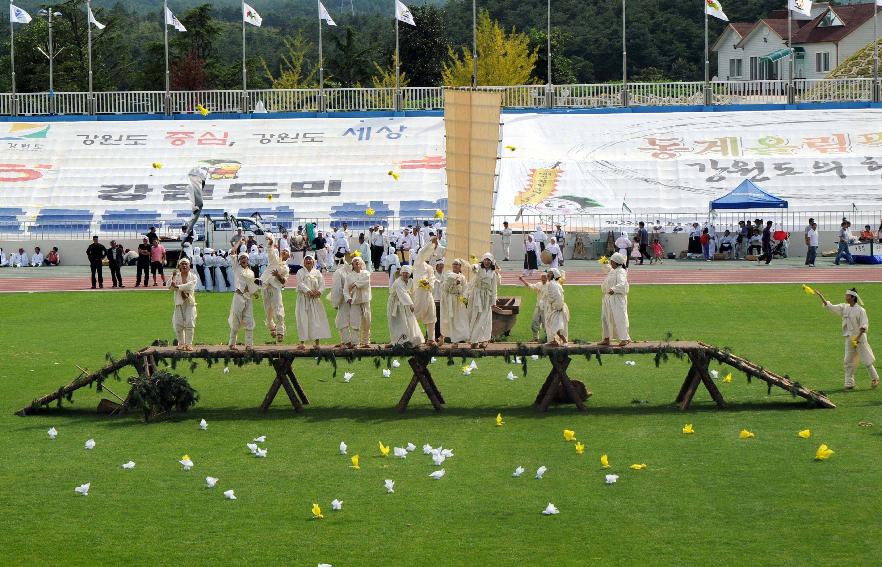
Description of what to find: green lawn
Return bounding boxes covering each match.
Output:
[1,284,881,566]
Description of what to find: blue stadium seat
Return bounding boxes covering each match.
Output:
[30,209,94,234]
[330,201,393,230]
[99,208,162,233]
[0,208,24,234]
[399,199,447,225]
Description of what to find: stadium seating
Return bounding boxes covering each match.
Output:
[99,209,162,233]
[29,209,94,236]
[0,208,24,235]
[399,199,448,226]
[329,201,393,230]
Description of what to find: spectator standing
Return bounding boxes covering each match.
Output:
[86,236,107,289]
[107,240,125,288]
[736,220,749,259]
[150,239,167,286]
[554,224,567,266]
[757,221,774,265]
[501,221,512,261]
[145,226,158,246]
[700,228,711,261]
[834,221,855,266]
[687,222,702,256]
[135,237,151,287]
[636,222,649,265]
[369,226,385,271]
[805,221,819,267]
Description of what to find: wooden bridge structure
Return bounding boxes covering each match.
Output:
[16,341,835,417]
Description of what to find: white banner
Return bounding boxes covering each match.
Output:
[498,108,882,215]
[2,108,882,223]
[0,117,446,220]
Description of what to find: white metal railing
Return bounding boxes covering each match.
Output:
[3,210,881,241]
[0,80,880,116]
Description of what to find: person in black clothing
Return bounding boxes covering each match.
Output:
[637,222,650,265]
[145,227,158,246]
[312,233,327,254]
[135,236,151,287]
[107,240,125,288]
[86,236,107,289]
[757,220,774,265]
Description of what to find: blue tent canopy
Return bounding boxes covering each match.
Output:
[709,180,788,210]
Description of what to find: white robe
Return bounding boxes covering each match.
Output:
[411,246,438,326]
[600,265,630,341]
[228,259,259,346]
[543,280,569,341]
[342,269,372,344]
[262,250,289,337]
[388,277,423,345]
[30,253,44,266]
[824,301,878,387]
[440,271,469,342]
[467,268,500,343]
[171,271,198,346]
[329,264,352,338]
[527,281,548,339]
[296,267,331,341]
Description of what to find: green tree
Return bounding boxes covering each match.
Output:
[327,26,374,87]
[261,32,317,89]
[527,28,576,85]
[398,4,448,86]
[441,10,538,86]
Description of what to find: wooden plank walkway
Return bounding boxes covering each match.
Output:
[15,341,835,416]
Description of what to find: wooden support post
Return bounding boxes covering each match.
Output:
[678,351,726,410]
[535,354,585,412]
[397,356,444,413]
[261,358,305,412]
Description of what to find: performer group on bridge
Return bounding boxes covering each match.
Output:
[166,232,638,353]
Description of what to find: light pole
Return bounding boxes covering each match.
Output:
[621,0,628,107]
[37,8,65,115]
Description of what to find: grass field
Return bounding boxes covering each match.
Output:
[2,283,882,566]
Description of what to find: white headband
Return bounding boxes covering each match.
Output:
[847,289,865,306]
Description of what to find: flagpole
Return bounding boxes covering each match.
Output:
[87,0,94,114]
[163,0,170,115]
[545,0,552,107]
[395,1,401,111]
[874,3,879,103]
[10,5,16,116]
[621,0,627,106]
[471,0,477,88]
[787,5,794,104]
[241,0,248,112]
[318,0,325,112]
[704,4,710,105]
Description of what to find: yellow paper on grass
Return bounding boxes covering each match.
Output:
[739,429,755,439]
[798,429,812,439]
[495,413,504,426]
[312,503,323,519]
[629,463,647,470]
[350,455,360,469]
[378,442,390,457]
[600,454,610,469]
[563,429,576,442]
[815,444,834,460]
[574,442,585,455]
[682,424,694,434]
[723,373,733,383]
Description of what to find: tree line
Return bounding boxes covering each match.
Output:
[3,0,786,93]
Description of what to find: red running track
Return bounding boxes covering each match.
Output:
[2,266,881,293]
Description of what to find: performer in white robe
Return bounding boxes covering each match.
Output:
[410,243,438,343]
[169,258,198,351]
[0,248,6,267]
[467,253,501,347]
[440,259,469,343]
[262,234,290,343]
[816,288,880,389]
[599,252,631,345]
[546,238,562,268]
[328,255,352,346]
[519,272,548,342]
[228,239,260,349]
[343,257,372,346]
[543,268,569,345]
[295,255,331,348]
[357,238,372,272]
[388,265,423,346]
[382,245,401,287]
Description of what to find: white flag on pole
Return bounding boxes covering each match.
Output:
[788,0,812,18]
[395,0,416,26]
[88,6,106,30]
[243,3,263,27]
[704,0,728,22]
[9,4,32,24]
[165,8,187,32]
[319,2,336,26]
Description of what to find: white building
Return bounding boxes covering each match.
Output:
[713,2,879,81]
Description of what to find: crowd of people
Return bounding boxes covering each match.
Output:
[0,246,59,267]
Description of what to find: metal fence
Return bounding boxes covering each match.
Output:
[2,210,879,241]
[2,79,880,116]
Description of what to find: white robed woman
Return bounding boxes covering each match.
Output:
[169,257,198,351]
[343,256,372,346]
[410,241,439,343]
[387,265,424,346]
[440,258,469,344]
[467,253,501,347]
[599,252,631,346]
[228,238,261,349]
[543,268,569,345]
[328,254,353,346]
[518,272,548,342]
[295,255,331,348]
[262,234,290,343]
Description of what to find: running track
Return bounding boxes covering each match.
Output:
[2,265,881,293]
